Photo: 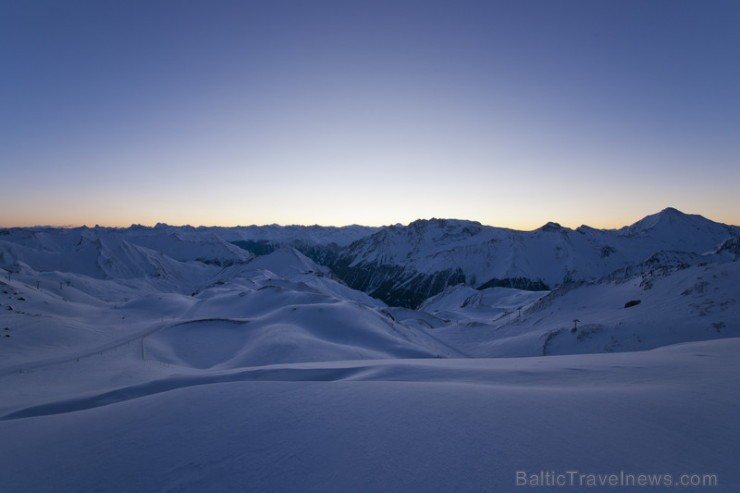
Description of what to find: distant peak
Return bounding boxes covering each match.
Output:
[538,222,566,232]
[408,218,481,229]
[644,207,693,224]
[409,218,445,227]
[621,207,726,237]
[576,225,598,233]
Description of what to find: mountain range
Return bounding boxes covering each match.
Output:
[2,207,737,309]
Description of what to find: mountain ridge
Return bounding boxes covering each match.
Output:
[2,208,738,308]
[327,208,739,307]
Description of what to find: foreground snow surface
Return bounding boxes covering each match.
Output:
[1,338,738,492]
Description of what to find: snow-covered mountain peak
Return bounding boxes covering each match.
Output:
[623,207,709,235]
[243,247,329,278]
[575,224,604,234]
[401,219,486,244]
[408,218,482,229]
[536,222,570,233]
[618,207,736,253]
[343,218,494,262]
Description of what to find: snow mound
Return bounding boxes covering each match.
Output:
[146,299,462,369]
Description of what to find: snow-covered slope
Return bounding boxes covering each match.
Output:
[143,250,461,369]
[1,338,738,492]
[429,245,740,357]
[0,243,460,371]
[419,285,547,324]
[0,227,252,281]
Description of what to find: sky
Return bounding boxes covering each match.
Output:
[1,0,739,230]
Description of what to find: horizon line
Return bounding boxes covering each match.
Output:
[2,207,736,232]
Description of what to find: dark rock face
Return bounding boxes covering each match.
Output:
[330,259,466,308]
[232,240,279,256]
[233,241,341,267]
[717,237,740,259]
[600,245,616,257]
[477,277,550,291]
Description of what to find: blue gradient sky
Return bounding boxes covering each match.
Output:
[2,0,739,229]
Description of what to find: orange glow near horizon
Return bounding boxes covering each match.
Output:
[3,203,738,231]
